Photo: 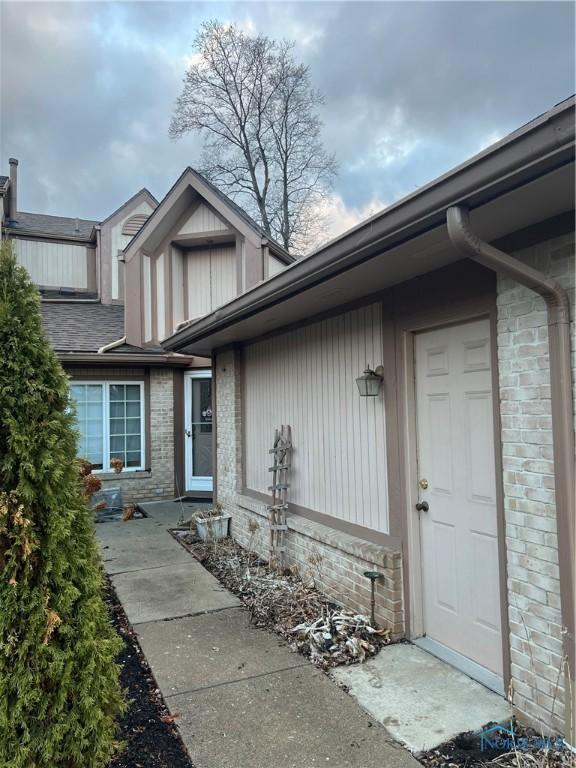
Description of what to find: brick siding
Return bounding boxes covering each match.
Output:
[496,232,575,732]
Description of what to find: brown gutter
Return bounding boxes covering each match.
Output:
[447,205,575,739]
[58,352,196,367]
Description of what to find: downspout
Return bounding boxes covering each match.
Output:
[447,205,575,739]
[98,336,126,354]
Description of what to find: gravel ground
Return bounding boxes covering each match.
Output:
[105,579,194,768]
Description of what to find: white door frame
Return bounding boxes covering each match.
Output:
[184,370,213,492]
[400,309,509,692]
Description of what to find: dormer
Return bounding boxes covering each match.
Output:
[122,168,294,348]
[99,188,158,304]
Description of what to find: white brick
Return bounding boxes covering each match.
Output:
[496,233,574,733]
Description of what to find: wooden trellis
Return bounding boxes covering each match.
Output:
[267,425,292,570]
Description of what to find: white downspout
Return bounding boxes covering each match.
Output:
[98,336,126,354]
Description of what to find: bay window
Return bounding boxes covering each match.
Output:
[70,382,145,471]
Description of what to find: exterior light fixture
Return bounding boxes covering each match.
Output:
[356,365,384,397]
[363,570,383,627]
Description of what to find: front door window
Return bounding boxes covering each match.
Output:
[191,378,212,478]
[185,373,213,492]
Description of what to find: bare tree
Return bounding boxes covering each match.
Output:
[170,21,337,254]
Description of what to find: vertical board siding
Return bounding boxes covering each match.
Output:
[178,203,229,235]
[186,249,211,319]
[210,245,236,307]
[142,254,152,343]
[244,303,389,534]
[15,239,89,288]
[111,201,153,300]
[171,246,184,332]
[156,252,166,341]
[186,245,236,319]
[268,253,285,277]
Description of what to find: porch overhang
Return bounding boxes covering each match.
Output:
[163,97,575,357]
[57,351,202,367]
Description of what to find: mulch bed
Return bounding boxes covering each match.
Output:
[105,579,194,768]
[171,530,390,669]
[418,721,571,768]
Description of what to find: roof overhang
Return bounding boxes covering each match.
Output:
[5,227,96,244]
[57,351,199,367]
[164,98,575,357]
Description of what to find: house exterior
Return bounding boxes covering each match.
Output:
[163,97,575,738]
[1,160,293,503]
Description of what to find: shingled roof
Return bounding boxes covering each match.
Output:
[41,302,125,352]
[40,301,167,356]
[9,211,98,240]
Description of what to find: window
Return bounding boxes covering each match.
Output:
[70,382,145,471]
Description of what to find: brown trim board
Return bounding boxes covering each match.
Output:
[242,488,402,551]
[173,368,185,497]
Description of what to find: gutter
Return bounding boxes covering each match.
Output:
[447,205,575,740]
[164,97,575,352]
[4,227,96,244]
[58,351,196,367]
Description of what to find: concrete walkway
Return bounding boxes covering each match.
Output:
[98,504,418,768]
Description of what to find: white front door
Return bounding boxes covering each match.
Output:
[184,371,213,492]
[415,318,503,679]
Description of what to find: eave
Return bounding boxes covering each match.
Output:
[57,351,198,367]
[163,97,575,357]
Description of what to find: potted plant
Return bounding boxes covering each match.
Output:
[195,502,232,542]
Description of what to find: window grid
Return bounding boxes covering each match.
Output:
[70,382,145,472]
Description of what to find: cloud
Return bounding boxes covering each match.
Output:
[315,193,388,244]
[0,0,574,233]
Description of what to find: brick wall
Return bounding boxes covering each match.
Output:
[214,230,574,732]
[215,349,404,637]
[496,232,575,732]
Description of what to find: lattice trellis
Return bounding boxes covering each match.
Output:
[267,425,292,571]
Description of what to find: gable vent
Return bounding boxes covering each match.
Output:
[122,214,149,236]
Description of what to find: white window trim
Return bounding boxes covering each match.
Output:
[70,380,146,473]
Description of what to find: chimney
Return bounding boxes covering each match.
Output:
[74,217,80,233]
[8,158,18,220]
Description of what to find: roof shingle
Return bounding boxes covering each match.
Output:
[40,301,167,356]
[9,212,98,240]
[41,302,125,352]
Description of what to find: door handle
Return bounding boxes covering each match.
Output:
[416,501,429,512]
[185,428,192,437]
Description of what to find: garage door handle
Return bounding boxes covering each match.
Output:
[416,501,429,512]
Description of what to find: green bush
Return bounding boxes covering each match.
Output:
[0,243,125,767]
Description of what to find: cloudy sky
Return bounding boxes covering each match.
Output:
[1,1,574,239]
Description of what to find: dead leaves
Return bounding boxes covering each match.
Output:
[159,713,179,724]
[0,491,37,569]
[174,533,391,670]
[123,505,137,522]
[43,609,62,645]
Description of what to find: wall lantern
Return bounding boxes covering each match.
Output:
[355,365,384,397]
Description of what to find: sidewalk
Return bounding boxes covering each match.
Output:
[98,508,418,768]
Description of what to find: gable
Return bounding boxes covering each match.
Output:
[178,203,230,236]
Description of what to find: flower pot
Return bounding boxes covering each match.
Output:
[195,513,231,542]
